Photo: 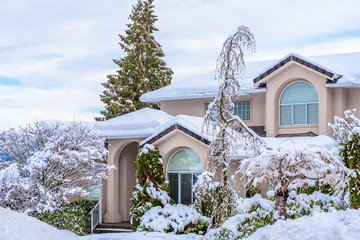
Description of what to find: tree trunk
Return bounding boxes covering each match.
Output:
[275,189,289,220]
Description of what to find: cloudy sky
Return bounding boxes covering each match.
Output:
[1,0,360,129]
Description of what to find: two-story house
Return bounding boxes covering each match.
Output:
[95,52,360,223]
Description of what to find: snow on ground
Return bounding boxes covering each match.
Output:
[82,232,201,240]
[248,209,360,240]
[2,205,360,240]
[0,207,78,240]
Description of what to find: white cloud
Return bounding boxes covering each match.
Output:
[0,0,360,128]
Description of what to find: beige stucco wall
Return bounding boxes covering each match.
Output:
[346,88,360,118]
[152,129,208,173]
[264,62,329,137]
[160,94,266,127]
[103,138,144,223]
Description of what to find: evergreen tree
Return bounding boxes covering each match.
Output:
[329,109,360,209]
[130,144,170,231]
[97,0,173,120]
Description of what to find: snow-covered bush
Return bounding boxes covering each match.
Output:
[329,109,360,208]
[239,144,348,219]
[130,144,170,231]
[35,200,98,235]
[0,121,109,213]
[205,192,346,239]
[139,204,209,235]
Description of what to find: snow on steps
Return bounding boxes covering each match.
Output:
[93,222,132,234]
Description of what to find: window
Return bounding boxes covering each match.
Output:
[167,149,202,204]
[205,100,251,120]
[279,81,319,126]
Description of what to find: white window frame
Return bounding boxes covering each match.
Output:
[279,81,319,126]
[166,149,202,204]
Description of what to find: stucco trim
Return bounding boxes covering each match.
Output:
[253,54,340,87]
[140,123,210,147]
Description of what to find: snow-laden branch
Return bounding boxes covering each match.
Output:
[0,121,111,213]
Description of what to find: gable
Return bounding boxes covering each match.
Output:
[140,123,210,148]
[253,54,341,87]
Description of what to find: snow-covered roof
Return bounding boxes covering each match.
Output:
[94,108,174,139]
[94,108,208,142]
[140,115,210,146]
[140,52,360,103]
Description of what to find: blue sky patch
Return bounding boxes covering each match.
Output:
[34,54,62,61]
[0,76,20,86]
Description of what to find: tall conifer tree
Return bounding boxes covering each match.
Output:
[97,0,173,120]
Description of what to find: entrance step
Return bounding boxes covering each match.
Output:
[93,222,132,234]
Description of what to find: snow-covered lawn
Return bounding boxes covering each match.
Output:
[82,232,201,240]
[247,209,360,240]
[2,206,360,240]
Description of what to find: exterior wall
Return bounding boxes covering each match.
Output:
[346,88,360,119]
[152,129,208,173]
[264,62,329,137]
[160,98,212,117]
[160,94,266,127]
[103,138,144,223]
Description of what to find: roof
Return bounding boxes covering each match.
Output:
[93,108,174,139]
[140,52,360,103]
[253,53,340,86]
[93,108,210,144]
[140,115,210,147]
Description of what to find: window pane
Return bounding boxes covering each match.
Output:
[205,103,210,114]
[280,82,318,104]
[168,149,202,171]
[280,105,292,125]
[234,100,250,120]
[181,174,192,205]
[307,103,319,124]
[168,173,178,204]
[294,104,306,124]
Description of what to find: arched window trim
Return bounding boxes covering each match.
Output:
[279,81,319,126]
[166,148,202,204]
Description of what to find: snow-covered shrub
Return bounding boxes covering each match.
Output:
[329,109,360,208]
[139,204,209,235]
[239,144,348,219]
[0,121,109,213]
[130,144,170,231]
[35,200,97,235]
[205,192,346,240]
[205,195,274,239]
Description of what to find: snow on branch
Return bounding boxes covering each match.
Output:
[0,121,111,213]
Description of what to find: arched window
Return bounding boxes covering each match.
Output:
[280,81,319,126]
[167,149,202,204]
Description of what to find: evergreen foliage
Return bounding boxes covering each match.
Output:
[329,109,360,209]
[35,200,97,236]
[130,144,170,231]
[97,0,173,120]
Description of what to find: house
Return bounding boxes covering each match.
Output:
[94,52,360,223]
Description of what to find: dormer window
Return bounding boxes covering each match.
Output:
[279,81,319,126]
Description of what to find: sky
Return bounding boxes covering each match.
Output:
[1,0,360,129]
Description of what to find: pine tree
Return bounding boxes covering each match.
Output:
[130,144,170,231]
[194,26,263,227]
[97,0,173,120]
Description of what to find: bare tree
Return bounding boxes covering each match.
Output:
[195,26,263,227]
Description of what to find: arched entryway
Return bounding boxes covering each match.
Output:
[166,149,202,204]
[117,142,138,221]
